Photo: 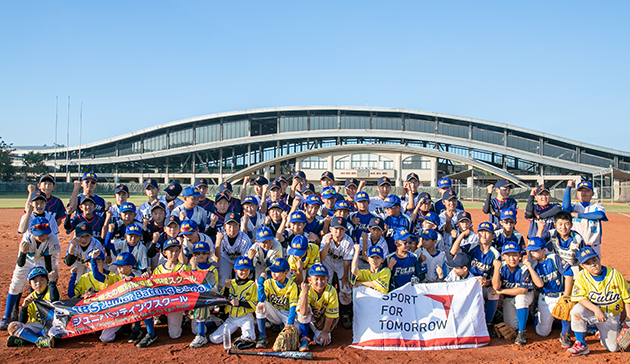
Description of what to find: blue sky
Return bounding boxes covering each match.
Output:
[1,1,629,151]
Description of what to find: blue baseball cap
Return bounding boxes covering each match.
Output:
[305,195,322,206]
[242,195,259,205]
[125,224,142,236]
[254,176,268,186]
[90,249,106,260]
[525,237,547,251]
[377,176,392,186]
[577,247,599,264]
[320,171,334,181]
[442,189,457,201]
[180,220,199,235]
[151,201,166,212]
[289,211,307,223]
[494,179,514,189]
[321,189,337,200]
[183,186,203,197]
[269,180,282,190]
[275,176,287,184]
[27,266,48,281]
[418,192,432,203]
[219,182,233,193]
[80,196,96,205]
[293,171,306,180]
[369,217,385,230]
[308,263,329,277]
[477,221,494,232]
[225,212,240,224]
[268,258,290,273]
[354,191,369,202]
[501,243,521,254]
[256,227,274,242]
[334,200,351,211]
[164,181,183,197]
[536,185,550,195]
[75,222,93,237]
[234,256,253,270]
[500,208,517,221]
[456,211,472,222]
[30,217,52,236]
[115,184,129,195]
[446,252,471,269]
[576,181,593,191]
[38,173,55,185]
[215,191,230,203]
[287,235,309,257]
[194,178,209,187]
[406,172,419,182]
[120,202,137,213]
[330,216,348,229]
[438,177,452,189]
[166,215,181,226]
[419,229,438,240]
[143,178,158,190]
[162,238,181,250]
[192,241,211,253]
[302,182,315,193]
[111,252,137,267]
[267,200,284,210]
[81,172,98,181]
[421,212,440,227]
[394,227,411,241]
[383,194,401,208]
[367,246,385,259]
[344,178,359,188]
[29,190,47,202]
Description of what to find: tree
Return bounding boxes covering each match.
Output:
[0,137,15,181]
[22,151,48,180]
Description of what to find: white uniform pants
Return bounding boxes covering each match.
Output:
[535,293,561,337]
[255,302,301,336]
[9,256,58,295]
[99,326,121,342]
[502,291,534,330]
[570,304,621,352]
[165,311,184,339]
[209,314,256,343]
[322,257,352,305]
[297,307,332,345]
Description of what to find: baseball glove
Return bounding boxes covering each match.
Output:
[272,325,299,352]
[551,295,576,322]
[617,321,630,352]
[494,322,516,341]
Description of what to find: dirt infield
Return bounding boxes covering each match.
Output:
[0,208,628,363]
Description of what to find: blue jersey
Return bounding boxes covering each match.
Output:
[77,194,107,216]
[227,197,242,215]
[533,253,573,295]
[526,201,561,239]
[349,211,377,244]
[45,195,67,221]
[66,213,106,241]
[384,214,412,253]
[498,262,534,298]
[198,198,215,214]
[463,243,501,280]
[485,198,518,226]
[494,229,525,251]
[304,216,323,237]
[387,252,427,290]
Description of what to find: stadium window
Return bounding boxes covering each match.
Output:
[372,118,402,130]
[301,156,327,169]
[340,117,370,129]
[223,120,248,140]
[195,124,220,144]
[402,156,430,169]
[310,116,337,130]
[279,117,307,133]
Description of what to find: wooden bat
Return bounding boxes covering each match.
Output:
[227,349,314,360]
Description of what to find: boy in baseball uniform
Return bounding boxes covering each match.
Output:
[563,181,607,257]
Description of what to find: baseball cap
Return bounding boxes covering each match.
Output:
[242,196,259,205]
[406,172,419,182]
[419,229,438,240]
[441,190,457,201]
[192,241,211,253]
[287,235,309,257]
[367,246,385,259]
[293,171,306,180]
[321,189,337,200]
[477,221,494,232]
[320,171,334,181]
[30,217,52,236]
[501,243,521,254]
[234,256,253,271]
[302,182,315,194]
[81,172,98,181]
[393,228,411,241]
[256,227,274,242]
[143,178,158,190]
[29,190,47,202]
[254,176,269,186]
[354,191,369,202]
[418,192,432,203]
[377,176,391,186]
[90,249,106,260]
[38,174,55,185]
[525,237,547,251]
[369,217,385,230]
[27,266,48,281]
[577,247,599,264]
[194,178,209,187]
[330,216,348,229]
[268,258,290,273]
[344,178,359,188]
[179,220,199,235]
[275,176,287,184]
[120,202,137,213]
[305,195,322,206]
[215,192,230,203]
[164,181,183,197]
[494,179,514,189]
[151,201,166,212]
[446,253,471,269]
[115,184,129,195]
[219,182,233,193]
[421,212,440,227]
[182,186,203,197]
[334,200,351,211]
[383,194,401,208]
[166,215,181,227]
[269,180,282,190]
[289,211,307,223]
[162,238,181,250]
[576,181,593,191]
[125,224,142,236]
[500,208,517,221]
[80,196,96,205]
[456,211,472,222]
[437,177,452,189]
[536,185,550,195]
[111,252,137,267]
[267,200,284,210]
[75,222,93,237]
[224,212,240,224]
[308,263,329,277]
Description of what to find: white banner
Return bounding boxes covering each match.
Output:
[351,278,490,350]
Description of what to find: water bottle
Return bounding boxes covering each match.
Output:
[223,324,231,349]
[586,313,613,325]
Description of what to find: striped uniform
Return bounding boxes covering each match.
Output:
[157,196,184,216]
[110,240,149,276]
[243,212,266,241]
[170,205,209,231]
[18,212,59,235]
[320,233,354,305]
[416,248,447,283]
[249,239,283,279]
[9,233,61,296]
[217,231,251,289]
[547,229,585,275]
[357,234,388,270]
[66,238,105,277]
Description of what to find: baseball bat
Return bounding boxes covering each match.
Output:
[227,349,314,360]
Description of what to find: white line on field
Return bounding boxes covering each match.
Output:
[619,213,630,218]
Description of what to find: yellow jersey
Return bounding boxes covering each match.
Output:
[263,277,299,311]
[352,267,392,294]
[153,262,192,275]
[26,287,59,324]
[74,271,121,298]
[298,283,339,320]
[225,279,258,317]
[571,266,630,315]
[288,243,321,279]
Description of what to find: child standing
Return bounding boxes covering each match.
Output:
[525,185,562,240]
[563,180,607,257]
[483,179,518,229]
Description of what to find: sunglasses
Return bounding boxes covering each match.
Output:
[180,226,195,232]
[32,223,50,230]
[83,180,97,185]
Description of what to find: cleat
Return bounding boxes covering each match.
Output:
[515,330,526,345]
[256,336,267,349]
[36,336,54,348]
[136,334,157,348]
[189,334,208,348]
[299,337,310,352]
[128,329,143,343]
[559,333,572,349]
[567,341,589,356]
[0,316,10,330]
[487,324,497,338]
[6,336,26,347]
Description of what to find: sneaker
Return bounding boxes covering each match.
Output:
[341,312,352,329]
[136,334,157,348]
[6,336,26,347]
[567,341,590,356]
[299,337,310,352]
[189,335,208,348]
[256,336,267,349]
[128,329,143,343]
[36,336,54,348]
[515,330,526,345]
[0,316,9,330]
[559,333,572,349]
[595,331,600,339]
